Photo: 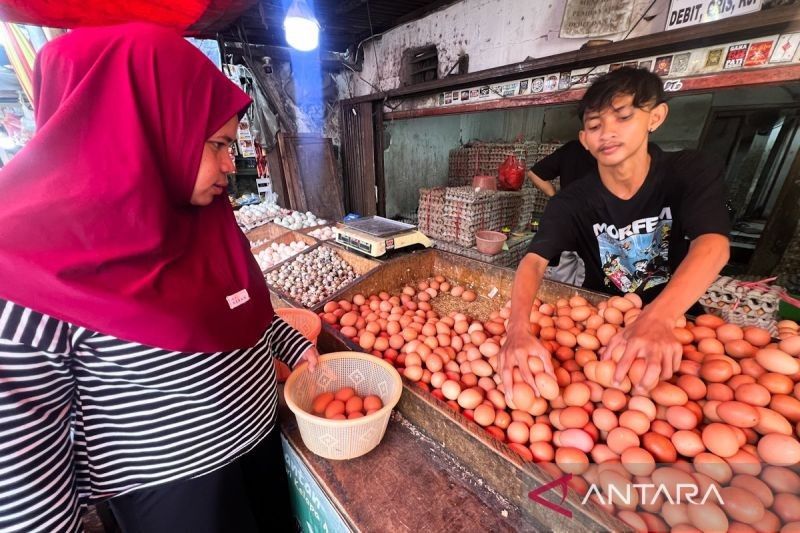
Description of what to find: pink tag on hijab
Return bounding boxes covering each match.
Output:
[226,289,250,309]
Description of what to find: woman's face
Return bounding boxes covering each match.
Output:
[191,115,239,206]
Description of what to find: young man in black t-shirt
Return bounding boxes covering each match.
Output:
[499,68,731,397]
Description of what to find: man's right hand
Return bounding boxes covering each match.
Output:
[498,325,555,407]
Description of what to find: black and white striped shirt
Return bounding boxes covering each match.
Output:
[0,298,311,532]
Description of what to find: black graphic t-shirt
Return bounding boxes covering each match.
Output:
[527,145,730,303]
[530,140,596,190]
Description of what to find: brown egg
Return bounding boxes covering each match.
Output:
[676,375,707,401]
[335,387,356,402]
[770,394,800,423]
[716,323,745,343]
[592,408,618,432]
[698,338,725,355]
[457,388,484,410]
[473,404,496,427]
[651,382,689,406]
[671,429,705,457]
[596,323,618,346]
[779,335,800,356]
[345,395,364,415]
[732,382,770,407]
[507,421,530,444]
[744,327,772,348]
[324,399,346,419]
[758,434,800,466]
[706,383,734,402]
[620,410,651,435]
[559,406,589,429]
[717,401,759,428]
[694,452,733,484]
[628,396,657,421]
[555,447,589,475]
[441,379,461,400]
[750,511,781,533]
[687,502,728,533]
[620,447,656,477]
[725,339,757,359]
[562,382,590,406]
[602,387,628,411]
[607,427,640,455]
[534,373,559,400]
[731,474,774,508]
[754,407,793,435]
[311,392,335,415]
[756,348,799,375]
[666,405,699,430]
[773,493,800,524]
[756,375,793,399]
[702,423,740,458]
[643,432,678,462]
[696,314,726,329]
[511,382,535,411]
[652,467,696,502]
[461,290,477,303]
[761,465,800,493]
[700,360,734,383]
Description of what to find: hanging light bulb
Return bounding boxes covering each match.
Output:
[284,0,320,52]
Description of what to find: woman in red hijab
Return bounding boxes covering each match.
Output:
[0,23,317,532]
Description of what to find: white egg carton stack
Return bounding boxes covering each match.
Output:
[700,276,782,335]
[235,201,282,230]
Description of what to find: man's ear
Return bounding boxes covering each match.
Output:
[578,129,589,150]
[648,102,669,133]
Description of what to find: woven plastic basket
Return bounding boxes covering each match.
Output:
[275,308,322,345]
[284,352,403,460]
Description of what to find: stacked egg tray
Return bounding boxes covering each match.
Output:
[700,276,783,335]
[447,142,529,187]
[419,187,523,248]
[417,187,447,239]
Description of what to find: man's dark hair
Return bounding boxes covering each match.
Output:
[578,67,667,120]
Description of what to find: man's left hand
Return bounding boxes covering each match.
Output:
[602,310,682,393]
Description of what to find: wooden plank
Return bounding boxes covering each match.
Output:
[339,5,800,105]
[340,101,378,216]
[265,144,291,207]
[373,102,387,217]
[277,133,346,220]
[385,65,800,121]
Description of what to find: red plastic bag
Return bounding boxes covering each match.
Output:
[497,154,525,191]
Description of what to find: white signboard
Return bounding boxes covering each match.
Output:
[560,0,636,38]
[666,0,762,31]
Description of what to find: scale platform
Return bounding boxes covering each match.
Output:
[333,216,432,257]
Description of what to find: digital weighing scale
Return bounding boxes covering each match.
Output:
[333,216,433,257]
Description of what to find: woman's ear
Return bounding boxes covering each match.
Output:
[648,102,669,133]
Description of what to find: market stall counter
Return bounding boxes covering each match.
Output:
[279,402,537,532]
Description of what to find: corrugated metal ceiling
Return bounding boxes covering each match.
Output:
[218,0,457,52]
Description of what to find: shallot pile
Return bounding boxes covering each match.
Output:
[319,276,800,532]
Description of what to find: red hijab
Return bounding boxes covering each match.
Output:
[0,23,274,352]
